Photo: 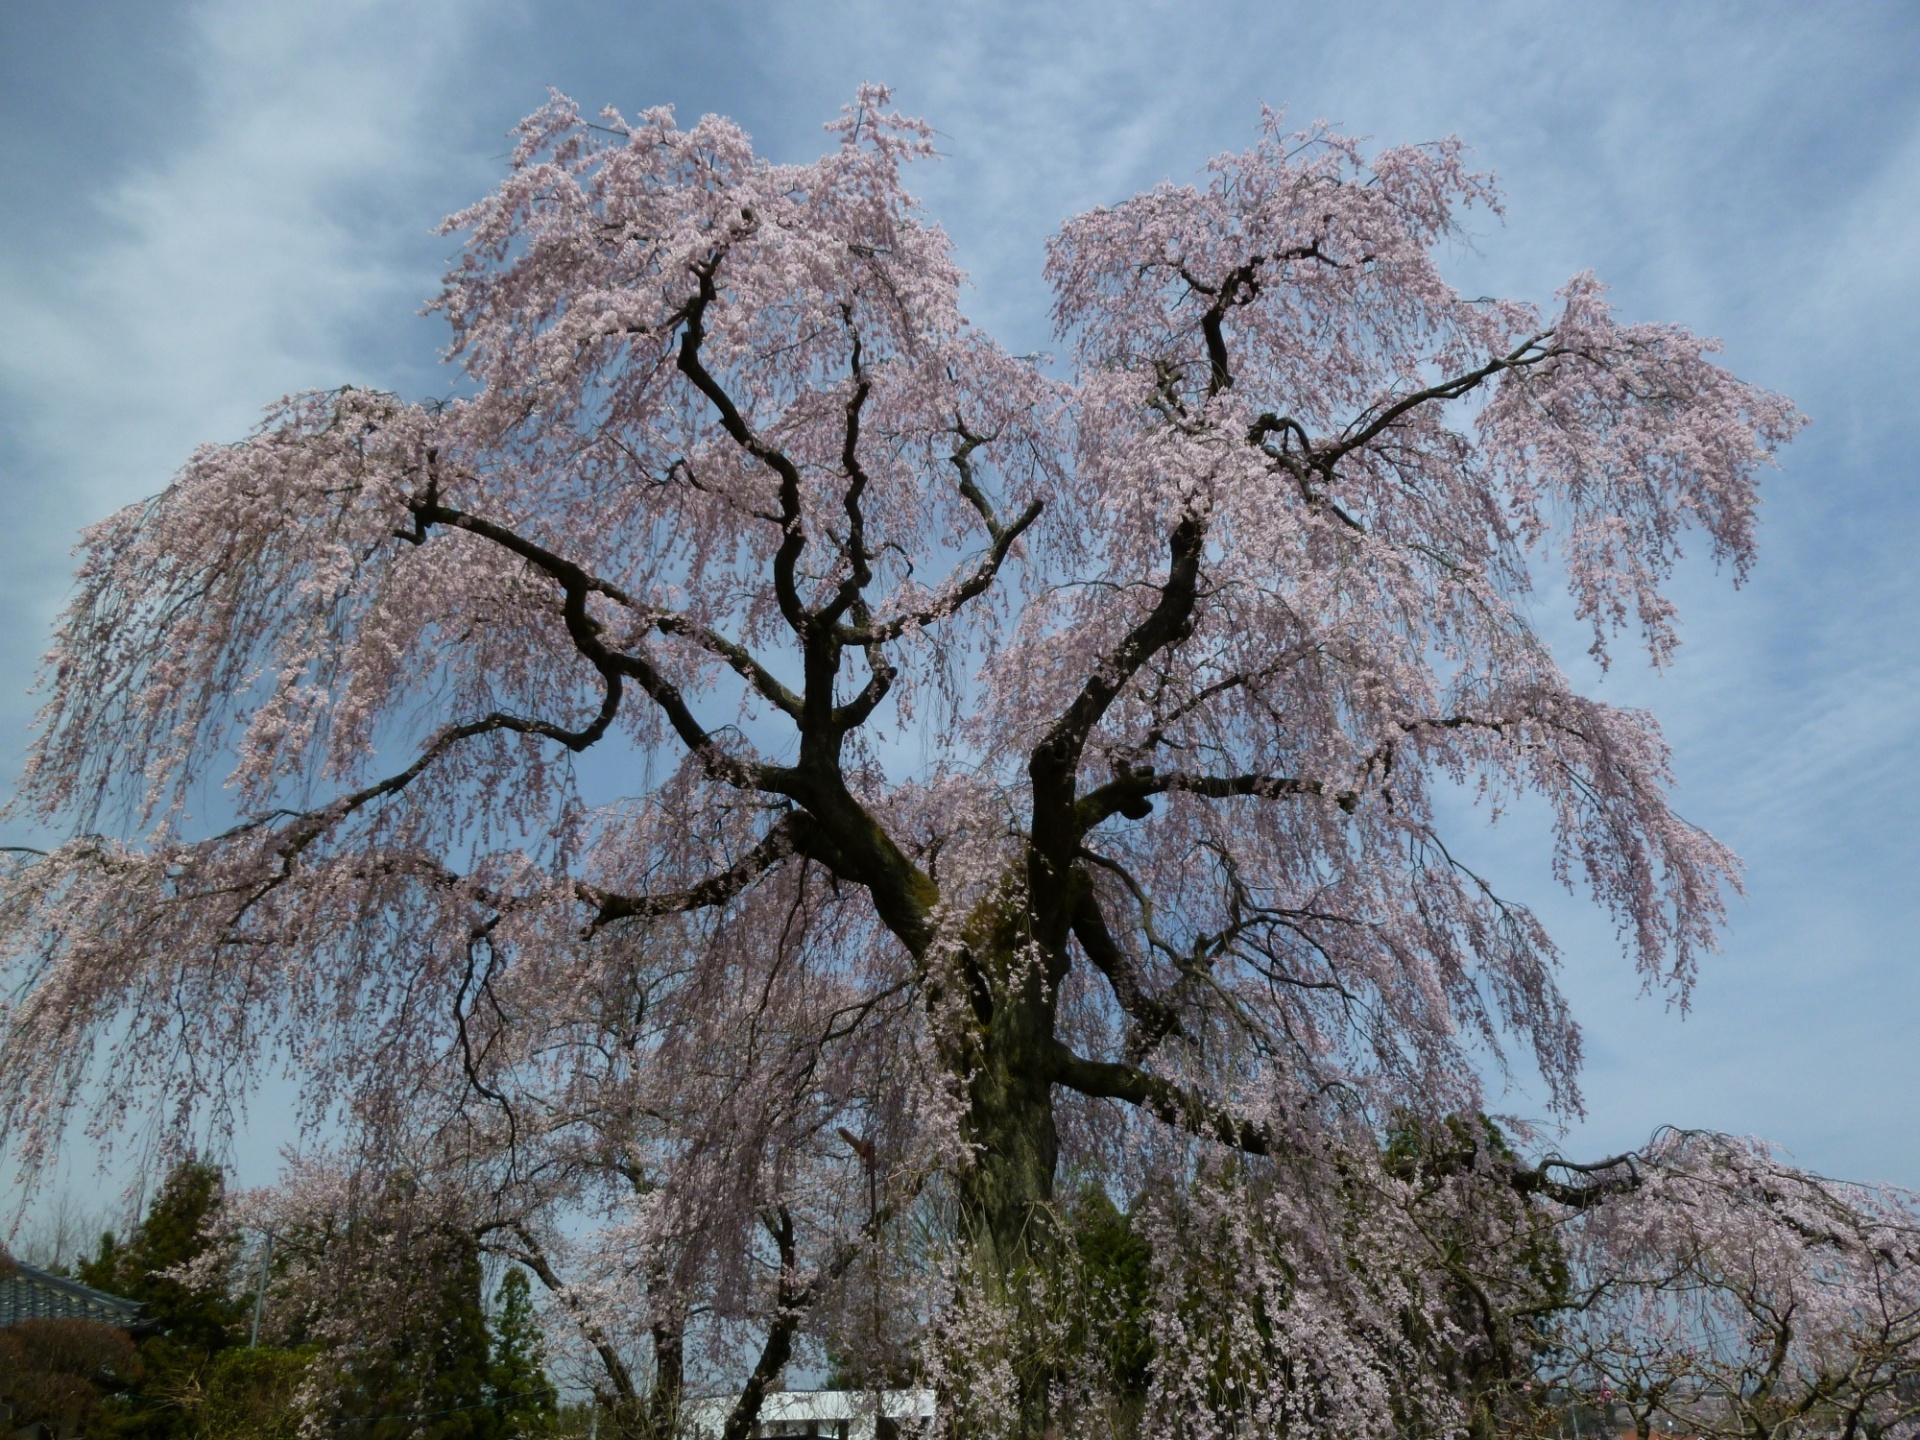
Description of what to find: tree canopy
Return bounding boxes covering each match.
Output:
[3,88,1913,1440]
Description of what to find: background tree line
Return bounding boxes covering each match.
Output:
[2,1158,563,1439]
[18,1116,1914,1440]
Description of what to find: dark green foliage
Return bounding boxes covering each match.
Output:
[332,1231,498,1440]
[328,1240,561,1438]
[487,1268,558,1437]
[183,1346,319,1439]
[79,1159,241,1354]
[79,1157,242,1439]
[17,1159,560,1437]
[1066,1185,1154,1401]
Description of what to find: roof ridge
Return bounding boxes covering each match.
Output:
[0,1257,145,1328]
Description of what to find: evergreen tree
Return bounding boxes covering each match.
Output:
[335,1229,500,1440]
[1066,1186,1154,1405]
[487,1268,557,1437]
[80,1158,239,1352]
[80,1158,242,1439]
[185,1346,319,1440]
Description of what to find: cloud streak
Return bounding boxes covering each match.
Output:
[0,0,488,751]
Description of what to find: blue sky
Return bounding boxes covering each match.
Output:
[2,1,1917,1197]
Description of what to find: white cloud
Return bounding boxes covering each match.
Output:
[0,0,485,589]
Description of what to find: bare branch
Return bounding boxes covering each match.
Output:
[1068,881,1184,1056]
[576,817,801,932]
[840,425,1045,647]
[1048,1040,1281,1157]
[1076,766,1354,831]
[675,253,813,637]
[1030,512,1206,864]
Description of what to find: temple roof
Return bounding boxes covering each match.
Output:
[0,1254,145,1329]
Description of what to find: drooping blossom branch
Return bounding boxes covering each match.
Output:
[0,88,1836,1440]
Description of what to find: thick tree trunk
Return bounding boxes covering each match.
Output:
[959,982,1060,1263]
[647,1318,684,1439]
[952,916,1066,1440]
[951,880,1065,1248]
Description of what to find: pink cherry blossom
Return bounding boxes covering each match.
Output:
[0,90,1886,1440]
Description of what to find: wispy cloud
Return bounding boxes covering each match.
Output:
[0,0,489,745]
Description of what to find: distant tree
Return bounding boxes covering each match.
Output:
[342,1239,495,1439]
[194,1170,529,1438]
[488,1268,558,1437]
[6,1186,121,1273]
[6,80,1913,1440]
[295,1199,499,1440]
[81,1159,240,1354]
[80,1158,242,1439]
[1552,1133,1920,1440]
[181,1346,317,1440]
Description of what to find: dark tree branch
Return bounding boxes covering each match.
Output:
[1048,1040,1280,1156]
[832,425,1042,728]
[576,817,802,932]
[1505,1152,1642,1210]
[1069,881,1183,1056]
[1051,1035,1647,1215]
[413,490,801,741]
[422,463,799,717]
[819,316,875,631]
[722,1206,801,1440]
[720,1185,916,1440]
[836,423,1046,646]
[264,698,632,873]
[486,1221,639,1406]
[674,251,813,638]
[1321,331,1558,468]
[1076,767,1354,831]
[1192,258,1260,395]
[1177,242,1339,396]
[841,494,1043,647]
[1030,512,1207,870]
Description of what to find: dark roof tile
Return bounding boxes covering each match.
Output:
[0,1258,144,1329]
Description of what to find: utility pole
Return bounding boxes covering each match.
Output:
[248,1230,274,1347]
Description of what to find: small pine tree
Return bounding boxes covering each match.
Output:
[80,1157,243,1439]
[80,1158,240,1352]
[326,1225,504,1440]
[488,1268,558,1437]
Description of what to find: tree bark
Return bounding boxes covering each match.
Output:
[948,902,1067,1440]
[958,973,1061,1266]
[647,1317,684,1440]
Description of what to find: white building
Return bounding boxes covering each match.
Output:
[682,1390,936,1440]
